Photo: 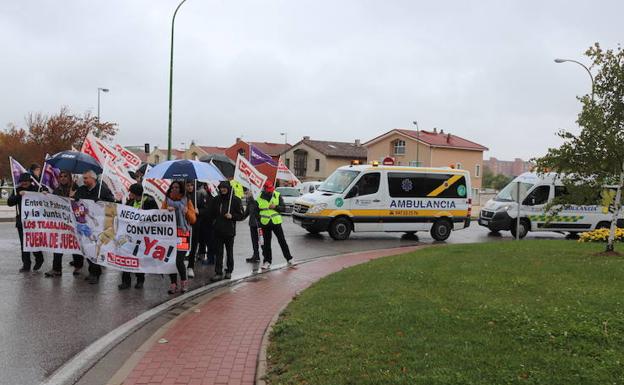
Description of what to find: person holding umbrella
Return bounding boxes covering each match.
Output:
[210,181,244,281]
[8,173,44,272]
[162,181,196,293]
[45,170,80,277]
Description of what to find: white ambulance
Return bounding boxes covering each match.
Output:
[478,172,622,238]
[292,164,472,241]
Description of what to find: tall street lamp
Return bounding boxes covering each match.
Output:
[280,132,288,144]
[554,58,595,101]
[97,87,109,122]
[167,0,189,160]
[412,121,420,166]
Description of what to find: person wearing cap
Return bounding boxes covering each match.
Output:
[257,181,293,270]
[210,180,244,281]
[7,173,44,272]
[117,183,158,290]
[45,170,80,277]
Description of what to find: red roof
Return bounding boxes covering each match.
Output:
[249,142,291,156]
[198,146,227,154]
[365,129,488,151]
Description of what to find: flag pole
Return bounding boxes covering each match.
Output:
[9,157,17,194]
[227,184,233,214]
[38,158,47,192]
[98,156,108,199]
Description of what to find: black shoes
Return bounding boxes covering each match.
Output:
[135,281,144,289]
[19,267,30,273]
[118,282,131,290]
[210,274,223,282]
[245,256,260,263]
[224,273,232,279]
[33,260,43,271]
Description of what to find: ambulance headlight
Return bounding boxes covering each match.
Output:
[308,203,327,214]
[496,205,511,212]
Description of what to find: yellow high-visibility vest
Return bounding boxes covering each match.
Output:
[257,191,282,226]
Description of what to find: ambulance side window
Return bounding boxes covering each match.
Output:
[523,185,550,206]
[555,186,568,198]
[346,173,380,198]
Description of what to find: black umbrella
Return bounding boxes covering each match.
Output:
[199,154,235,178]
[46,151,103,174]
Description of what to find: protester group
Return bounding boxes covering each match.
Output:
[7,158,296,295]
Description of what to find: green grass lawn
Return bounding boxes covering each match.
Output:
[266,240,624,385]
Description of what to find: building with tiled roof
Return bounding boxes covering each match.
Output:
[365,128,489,195]
[280,136,367,181]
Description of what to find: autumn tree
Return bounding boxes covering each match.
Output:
[0,107,117,180]
[535,43,624,251]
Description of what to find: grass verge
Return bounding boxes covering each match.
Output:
[266,240,624,385]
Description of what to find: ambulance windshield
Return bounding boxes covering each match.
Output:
[318,170,360,194]
[495,181,534,202]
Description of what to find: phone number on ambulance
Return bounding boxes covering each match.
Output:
[389,210,420,216]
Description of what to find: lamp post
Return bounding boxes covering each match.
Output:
[167,0,189,160]
[554,58,595,101]
[280,132,288,144]
[97,87,109,122]
[412,121,419,167]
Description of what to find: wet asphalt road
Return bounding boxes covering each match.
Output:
[0,218,564,385]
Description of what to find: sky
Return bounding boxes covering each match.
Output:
[0,0,622,160]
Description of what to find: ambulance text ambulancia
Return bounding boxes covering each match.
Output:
[292,161,472,241]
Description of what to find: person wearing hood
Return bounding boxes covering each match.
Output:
[257,181,293,270]
[45,170,80,277]
[186,180,208,278]
[210,180,244,281]
[243,189,261,263]
[7,173,44,272]
[118,183,159,290]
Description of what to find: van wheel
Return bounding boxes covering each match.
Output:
[329,217,352,240]
[431,220,452,241]
[510,218,530,239]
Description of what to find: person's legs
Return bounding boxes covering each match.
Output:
[176,250,187,281]
[52,253,63,272]
[88,261,102,277]
[17,225,30,270]
[188,224,200,269]
[273,224,293,261]
[224,236,234,276]
[214,237,225,276]
[119,272,132,289]
[206,226,216,264]
[249,226,260,260]
[33,251,44,271]
[135,273,145,289]
[261,225,273,265]
[72,254,84,269]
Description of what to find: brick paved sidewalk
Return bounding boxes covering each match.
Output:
[117,246,421,385]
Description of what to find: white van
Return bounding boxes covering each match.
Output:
[478,172,622,238]
[297,181,322,195]
[292,164,472,241]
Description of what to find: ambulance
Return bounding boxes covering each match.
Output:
[478,172,623,238]
[292,163,472,241]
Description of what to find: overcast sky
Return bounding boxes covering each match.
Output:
[1,0,622,160]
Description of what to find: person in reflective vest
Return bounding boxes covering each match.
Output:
[229,179,244,200]
[118,183,158,290]
[257,181,293,270]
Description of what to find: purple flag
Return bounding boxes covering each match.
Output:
[250,145,277,167]
[9,157,28,186]
[41,154,60,191]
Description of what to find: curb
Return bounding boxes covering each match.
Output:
[41,275,249,385]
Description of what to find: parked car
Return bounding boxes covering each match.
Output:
[276,187,302,215]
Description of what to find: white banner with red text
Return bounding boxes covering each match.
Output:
[21,192,178,274]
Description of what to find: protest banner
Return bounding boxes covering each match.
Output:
[21,192,178,274]
[276,157,301,186]
[234,154,267,198]
[20,192,81,254]
[143,177,171,208]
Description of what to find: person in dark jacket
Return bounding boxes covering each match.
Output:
[74,169,115,284]
[118,183,158,290]
[45,170,80,277]
[201,183,218,265]
[257,181,293,270]
[7,173,44,272]
[210,181,244,281]
[243,190,261,263]
[186,181,208,278]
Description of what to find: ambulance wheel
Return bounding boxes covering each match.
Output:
[329,217,352,240]
[431,219,452,241]
[596,221,611,230]
[510,218,530,239]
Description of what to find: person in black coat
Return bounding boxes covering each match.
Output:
[243,190,261,263]
[7,173,44,272]
[118,183,158,290]
[45,170,81,277]
[210,181,244,281]
[186,181,208,278]
[74,169,115,284]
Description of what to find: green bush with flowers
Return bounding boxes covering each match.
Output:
[578,227,624,242]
